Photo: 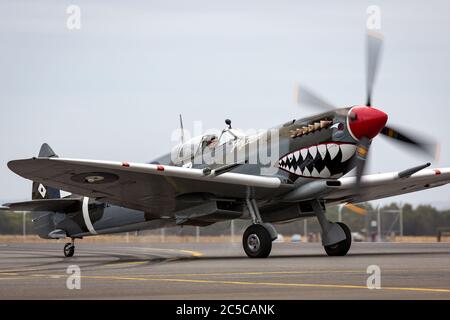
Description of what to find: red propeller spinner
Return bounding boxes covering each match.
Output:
[347,106,388,140]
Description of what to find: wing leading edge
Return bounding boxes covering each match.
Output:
[8,157,450,215]
[8,158,291,214]
[325,167,450,204]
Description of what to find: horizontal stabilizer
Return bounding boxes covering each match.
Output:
[2,198,81,213]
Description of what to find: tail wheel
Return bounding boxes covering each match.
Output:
[324,222,352,256]
[243,224,272,258]
[64,243,75,257]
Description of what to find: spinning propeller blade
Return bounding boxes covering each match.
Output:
[380,125,438,158]
[353,136,371,194]
[295,30,439,195]
[366,31,383,107]
[345,203,368,216]
[295,86,336,112]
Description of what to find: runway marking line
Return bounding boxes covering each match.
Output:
[0,247,448,295]
[129,270,365,277]
[0,272,19,276]
[1,267,450,277]
[71,275,450,294]
[0,277,35,281]
[0,269,363,279]
[121,247,203,257]
[3,272,445,295]
[180,250,203,257]
[1,268,450,294]
[113,267,450,278]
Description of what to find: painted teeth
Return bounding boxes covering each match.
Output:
[317,144,327,160]
[278,143,357,178]
[319,167,331,178]
[311,168,320,177]
[295,143,355,163]
[300,149,308,160]
[340,144,356,162]
[303,167,311,177]
[327,143,339,160]
[308,146,317,159]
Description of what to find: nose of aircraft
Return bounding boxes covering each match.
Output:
[347,106,388,140]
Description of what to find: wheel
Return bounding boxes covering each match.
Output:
[324,222,352,256]
[243,224,272,258]
[64,242,75,257]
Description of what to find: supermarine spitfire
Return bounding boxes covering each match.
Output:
[2,32,448,259]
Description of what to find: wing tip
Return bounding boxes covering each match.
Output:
[7,157,43,176]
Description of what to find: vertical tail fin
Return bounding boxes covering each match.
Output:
[32,143,61,200]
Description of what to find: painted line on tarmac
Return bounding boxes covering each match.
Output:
[129,270,364,277]
[1,267,449,278]
[119,267,450,278]
[72,274,450,294]
[11,273,447,295]
[1,271,450,295]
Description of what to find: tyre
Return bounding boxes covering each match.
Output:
[64,243,75,257]
[324,222,352,256]
[243,224,272,258]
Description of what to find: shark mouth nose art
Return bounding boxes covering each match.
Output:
[278,143,356,178]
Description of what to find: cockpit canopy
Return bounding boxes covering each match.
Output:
[218,128,245,146]
[173,128,245,165]
[174,134,217,163]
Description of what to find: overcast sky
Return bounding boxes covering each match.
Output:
[1,0,450,206]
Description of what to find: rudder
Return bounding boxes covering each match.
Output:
[32,143,61,200]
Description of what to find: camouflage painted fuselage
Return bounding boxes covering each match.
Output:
[33,108,362,239]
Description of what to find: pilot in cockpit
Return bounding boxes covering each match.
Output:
[200,119,243,154]
[201,134,219,150]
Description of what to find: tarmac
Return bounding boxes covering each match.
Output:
[0,241,449,299]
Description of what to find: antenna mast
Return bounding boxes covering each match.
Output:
[179,114,185,144]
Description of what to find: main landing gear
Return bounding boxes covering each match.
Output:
[242,199,278,258]
[323,222,352,256]
[311,201,352,256]
[63,238,75,257]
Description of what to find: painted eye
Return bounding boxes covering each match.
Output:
[331,123,344,131]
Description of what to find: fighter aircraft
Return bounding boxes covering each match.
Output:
[3,31,449,258]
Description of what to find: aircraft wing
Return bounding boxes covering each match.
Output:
[8,158,292,214]
[324,167,450,204]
